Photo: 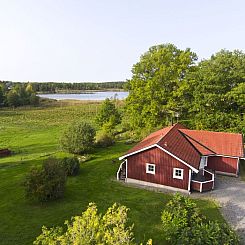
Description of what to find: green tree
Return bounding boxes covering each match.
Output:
[7,90,20,107]
[0,84,5,106]
[125,43,197,128]
[60,121,96,154]
[96,98,121,128]
[187,49,245,131]
[24,158,66,202]
[161,194,239,245]
[34,203,152,245]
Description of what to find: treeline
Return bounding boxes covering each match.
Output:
[125,44,245,133]
[21,81,124,93]
[0,82,39,107]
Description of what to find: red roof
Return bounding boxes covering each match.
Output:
[125,126,173,155]
[121,123,244,170]
[180,129,244,157]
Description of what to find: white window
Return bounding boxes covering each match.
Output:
[146,163,155,174]
[173,168,184,180]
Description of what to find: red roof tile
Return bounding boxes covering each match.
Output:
[125,126,173,155]
[158,124,201,170]
[180,129,244,157]
[183,135,215,155]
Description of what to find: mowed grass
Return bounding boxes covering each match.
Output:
[0,103,224,245]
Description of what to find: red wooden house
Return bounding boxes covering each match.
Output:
[117,123,244,193]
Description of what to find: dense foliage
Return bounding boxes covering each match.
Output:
[125,43,197,128]
[96,130,115,147]
[34,203,152,245]
[0,82,39,107]
[161,194,239,245]
[96,98,121,128]
[125,44,245,133]
[24,158,66,202]
[61,157,80,176]
[60,121,96,154]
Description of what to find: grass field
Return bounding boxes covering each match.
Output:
[0,103,224,244]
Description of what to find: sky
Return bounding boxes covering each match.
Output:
[0,0,244,82]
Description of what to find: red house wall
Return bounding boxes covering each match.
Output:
[207,156,238,175]
[127,147,190,190]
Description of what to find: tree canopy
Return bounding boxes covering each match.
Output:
[125,45,245,133]
[125,43,197,128]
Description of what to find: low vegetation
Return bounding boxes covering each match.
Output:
[60,121,96,154]
[24,158,67,202]
[162,194,239,245]
[61,157,80,176]
[34,203,152,245]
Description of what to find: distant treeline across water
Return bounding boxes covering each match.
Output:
[0,81,126,93]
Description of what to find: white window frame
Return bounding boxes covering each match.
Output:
[146,163,155,174]
[173,168,184,180]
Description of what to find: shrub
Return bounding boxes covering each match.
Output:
[34,202,152,245]
[161,193,239,245]
[61,157,80,176]
[96,130,115,147]
[24,158,66,202]
[60,121,96,154]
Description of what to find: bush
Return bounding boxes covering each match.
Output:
[60,122,96,154]
[24,158,66,202]
[34,202,152,245]
[161,193,239,245]
[96,130,115,147]
[61,157,80,176]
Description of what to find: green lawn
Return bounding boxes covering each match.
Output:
[0,104,224,244]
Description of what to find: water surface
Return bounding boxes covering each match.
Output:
[38,91,129,101]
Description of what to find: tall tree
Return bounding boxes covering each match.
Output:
[188,49,245,131]
[125,44,197,128]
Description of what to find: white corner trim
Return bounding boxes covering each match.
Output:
[119,143,199,173]
[125,159,128,179]
[188,169,191,192]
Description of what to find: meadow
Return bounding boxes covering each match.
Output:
[0,102,224,244]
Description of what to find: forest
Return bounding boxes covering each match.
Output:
[0,81,125,93]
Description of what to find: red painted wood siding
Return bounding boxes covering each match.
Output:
[191,181,201,192]
[207,156,238,175]
[127,147,190,190]
[202,181,213,192]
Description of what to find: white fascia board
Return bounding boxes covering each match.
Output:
[119,143,198,173]
[119,144,156,160]
[156,144,199,173]
[205,154,241,159]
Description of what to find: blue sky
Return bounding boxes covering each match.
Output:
[0,0,244,82]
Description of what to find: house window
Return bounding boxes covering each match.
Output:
[173,168,184,180]
[146,163,155,174]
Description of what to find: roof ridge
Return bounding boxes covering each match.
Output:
[182,128,243,136]
[157,123,185,145]
[180,132,216,155]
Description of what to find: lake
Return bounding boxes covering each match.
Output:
[38,91,129,101]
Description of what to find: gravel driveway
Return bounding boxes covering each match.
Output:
[194,175,245,243]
